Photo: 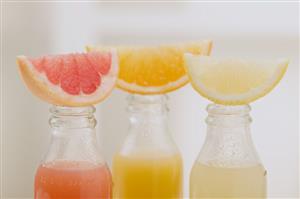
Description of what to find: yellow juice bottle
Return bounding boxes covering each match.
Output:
[113,152,182,198]
[190,104,267,199]
[113,95,183,199]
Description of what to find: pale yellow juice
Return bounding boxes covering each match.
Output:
[190,163,267,199]
[113,152,182,199]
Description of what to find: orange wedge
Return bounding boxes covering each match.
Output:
[87,41,212,94]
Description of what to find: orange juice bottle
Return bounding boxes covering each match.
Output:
[113,95,183,199]
[34,106,112,199]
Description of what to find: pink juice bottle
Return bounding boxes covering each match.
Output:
[34,106,112,199]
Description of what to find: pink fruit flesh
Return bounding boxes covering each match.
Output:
[29,57,45,73]
[86,52,111,75]
[28,52,111,95]
[44,55,62,85]
[75,53,101,94]
[61,55,80,95]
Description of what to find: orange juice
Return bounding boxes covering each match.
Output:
[113,152,183,199]
[34,160,112,199]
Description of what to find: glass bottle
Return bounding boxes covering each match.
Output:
[34,106,112,199]
[113,94,183,199]
[190,104,267,198]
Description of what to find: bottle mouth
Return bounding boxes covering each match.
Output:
[207,104,251,116]
[50,105,95,117]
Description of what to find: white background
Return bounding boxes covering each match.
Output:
[2,2,299,198]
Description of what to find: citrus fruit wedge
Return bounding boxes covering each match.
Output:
[87,41,212,94]
[184,54,289,105]
[17,51,118,106]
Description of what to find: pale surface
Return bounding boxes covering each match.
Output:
[2,2,299,198]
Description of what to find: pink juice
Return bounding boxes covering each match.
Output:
[35,160,112,199]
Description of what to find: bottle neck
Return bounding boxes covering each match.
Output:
[127,94,168,128]
[119,94,178,156]
[206,104,252,134]
[198,104,261,167]
[43,106,103,164]
[49,105,96,130]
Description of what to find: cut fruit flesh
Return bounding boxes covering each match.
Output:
[184,54,289,105]
[87,41,212,94]
[17,51,118,106]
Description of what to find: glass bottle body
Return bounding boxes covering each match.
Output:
[34,106,112,199]
[113,95,183,199]
[190,104,267,198]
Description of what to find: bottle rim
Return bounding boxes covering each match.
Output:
[207,103,251,116]
[50,105,95,117]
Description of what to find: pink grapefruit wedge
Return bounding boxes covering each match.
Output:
[17,51,118,106]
